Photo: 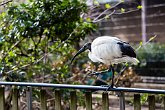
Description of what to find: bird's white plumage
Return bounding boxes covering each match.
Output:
[88,36,139,65]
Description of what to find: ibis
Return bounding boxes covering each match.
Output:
[71,36,139,88]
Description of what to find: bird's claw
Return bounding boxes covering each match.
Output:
[101,85,114,92]
[89,70,109,76]
[89,71,101,76]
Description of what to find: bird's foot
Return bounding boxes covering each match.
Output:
[101,85,109,87]
[106,84,114,91]
[89,70,109,76]
[89,71,101,76]
[101,84,114,92]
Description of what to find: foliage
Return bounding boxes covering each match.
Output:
[0,0,96,82]
[136,43,165,67]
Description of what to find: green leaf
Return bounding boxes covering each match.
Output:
[125,63,128,67]
[86,17,91,22]
[31,57,35,62]
[121,8,125,13]
[139,41,143,46]
[9,51,15,57]
[105,4,111,9]
[0,12,6,18]
[20,3,27,8]
[137,5,142,9]
[94,1,99,6]
[148,35,157,42]
[28,0,33,2]
[105,15,110,19]
[13,67,18,71]
[120,0,125,2]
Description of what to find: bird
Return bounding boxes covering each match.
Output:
[71,36,139,88]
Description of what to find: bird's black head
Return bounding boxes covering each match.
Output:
[82,42,91,51]
[71,43,91,64]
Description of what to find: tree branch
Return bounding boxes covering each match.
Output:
[2,38,25,60]
[114,8,140,15]
[92,10,116,23]
[92,1,123,21]
[0,0,12,6]
[136,35,157,51]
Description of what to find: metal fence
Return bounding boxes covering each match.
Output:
[0,81,165,110]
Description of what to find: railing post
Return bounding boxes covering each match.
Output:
[55,90,62,110]
[85,91,92,110]
[148,95,155,110]
[0,86,5,110]
[40,89,47,110]
[70,91,77,110]
[134,94,141,110]
[12,87,19,110]
[163,95,165,110]
[119,91,125,110]
[102,92,109,110]
[26,87,32,110]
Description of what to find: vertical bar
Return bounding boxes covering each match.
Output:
[0,87,5,110]
[70,91,77,110]
[148,95,155,110]
[134,94,141,110]
[119,92,125,110]
[141,0,147,43]
[85,91,92,110]
[163,96,165,110]
[40,89,47,110]
[55,90,62,110]
[102,92,109,110]
[12,87,19,110]
[26,87,32,110]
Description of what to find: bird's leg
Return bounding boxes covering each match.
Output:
[105,65,115,91]
[110,65,114,88]
[89,70,109,76]
[89,71,102,76]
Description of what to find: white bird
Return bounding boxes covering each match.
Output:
[71,36,139,88]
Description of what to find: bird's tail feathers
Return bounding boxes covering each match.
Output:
[131,58,140,65]
[111,57,139,65]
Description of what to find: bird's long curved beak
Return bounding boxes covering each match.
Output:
[71,47,86,64]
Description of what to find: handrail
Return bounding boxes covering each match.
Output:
[0,81,165,94]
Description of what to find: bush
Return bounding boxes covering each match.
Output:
[135,43,165,76]
[137,43,165,64]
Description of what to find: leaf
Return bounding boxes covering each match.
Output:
[125,63,128,67]
[31,57,35,62]
[94,1,99,6]
[105,15,110,19]
[43,28,49,34]
[1,12,6,17]
[86,17,91,22]
[13,67,18,71]
[120,0,125,2]
[20,3,27,8]
[148,35,157,42]
[137,5,142,9]
[105,4,111,9]
[139,41,143,46]
[121,8,125,13]
[9,51,15,57]
[28,0,33,2]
